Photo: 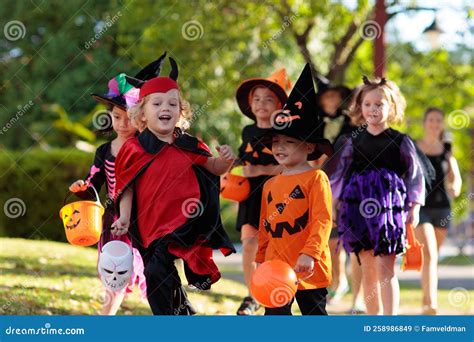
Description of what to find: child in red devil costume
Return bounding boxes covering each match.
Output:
[112,57,236,315]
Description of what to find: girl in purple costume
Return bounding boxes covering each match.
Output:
[326,76,425,315]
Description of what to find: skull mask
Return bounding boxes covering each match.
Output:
[98,241,134,292]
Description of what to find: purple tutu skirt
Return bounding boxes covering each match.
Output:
[338,168,407,256]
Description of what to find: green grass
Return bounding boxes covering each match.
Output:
[0,238,472,315]
[439,254,474,266]
[0,238,247,315]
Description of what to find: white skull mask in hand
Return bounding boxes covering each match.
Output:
[98,241,134,292]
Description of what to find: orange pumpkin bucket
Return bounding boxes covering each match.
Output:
[250,260,297,308]
[220,169,250,202]
[401,223,424,271]
[59,185,104,247]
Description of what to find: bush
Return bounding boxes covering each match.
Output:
[0,148,239,243]
[0,148,94,241]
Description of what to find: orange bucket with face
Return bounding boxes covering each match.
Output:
[220,171,250,202]
[401,223,424,271]
[59,185,104,246]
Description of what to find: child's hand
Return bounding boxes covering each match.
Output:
[406,203,420,227]
[446,186,457,200]
[69,180,88,193]
[111,216,130,236]
[294,254,314,274]
[216,145,236,162]
[243,165,261,178]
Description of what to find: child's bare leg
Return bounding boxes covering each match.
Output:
[415,223,438,312]
[376,254,399,315]
[328,238,348,302]
[100,289,125,315]
[237,224,260,315]
[329,238,348,290]
[359,250,381,315]
[434,227,447,252]
[241,228,259,288]
[329,238,340,290]
[350,253,364,309]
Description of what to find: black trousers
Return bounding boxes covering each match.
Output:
[141,240,196,315]
[264,288,328,315]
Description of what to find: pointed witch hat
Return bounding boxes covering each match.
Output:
[266,63,333,160]
[125,56,179,100]
[91,51,168,110]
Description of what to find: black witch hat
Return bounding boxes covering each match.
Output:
[267,63,333,160]
[125,56,178,89]
[91,51,169,110]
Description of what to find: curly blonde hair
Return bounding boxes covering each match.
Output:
[349,77,407,126]
[128,91,193,132]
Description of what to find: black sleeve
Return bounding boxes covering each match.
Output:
[443,142,452,155]
[237,125,251,160]
[74,143,108,201]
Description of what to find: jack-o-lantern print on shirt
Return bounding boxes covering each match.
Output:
[263,184,307,238]
[256,169,333,290]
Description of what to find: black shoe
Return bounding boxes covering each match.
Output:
[237,296,260,315]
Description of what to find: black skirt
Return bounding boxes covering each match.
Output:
[236,175,273,231]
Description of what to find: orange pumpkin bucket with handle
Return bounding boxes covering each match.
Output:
[250,260,314,308]
[220,167,250,202]
[59,185,104,247]
[401,223,424,271]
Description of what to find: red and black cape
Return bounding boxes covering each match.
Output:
[115,128,235,289]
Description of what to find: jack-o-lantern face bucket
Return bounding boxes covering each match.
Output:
[220,172,250,202]
[59,185,104,247]
[401,224,424,271]
[98,241,134,292]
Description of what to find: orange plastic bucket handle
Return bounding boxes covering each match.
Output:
[62,183,102,209]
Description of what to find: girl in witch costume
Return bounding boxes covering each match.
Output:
[325,76,425,315]
[256,64,334,315]
[69,53,169,315]
[234,68,291,315]
[112,58,236,315]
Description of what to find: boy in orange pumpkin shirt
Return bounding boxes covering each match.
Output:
[256,64,333,315]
